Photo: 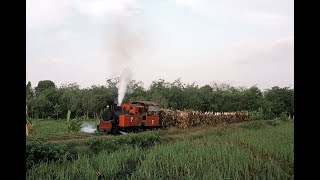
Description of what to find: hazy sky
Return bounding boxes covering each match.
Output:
[26,0,294,90]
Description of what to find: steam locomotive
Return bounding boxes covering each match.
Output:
[97,101,161,134]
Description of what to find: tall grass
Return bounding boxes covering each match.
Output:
[27,119,96,140]
[234,122,294,164]
[27,120,294,179]
[29,119,73,137]
[130,132,292,180]
[27,147,145,180]
[26,131,162,171]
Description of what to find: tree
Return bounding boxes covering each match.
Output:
[198,85,214,112]
[124,80,145,103]
[147,79,170,108]
[106,78,119,102]
[264,86,294,116]
[59,83,81,118]
[26,81,34,100]
[35,80,56,94]
[183,83,201,110]
[26,79,294,120]
[33,80,59,118]
[241,86,263,111]
[150,93,169,108]
[81,89,91,118]
[128,82,146,103]
[33,93,52,119]
[211,81,233,91]
[53,104,62,119]
[26,81,35,118]
[167,79,185,110]
[90,85,109,118]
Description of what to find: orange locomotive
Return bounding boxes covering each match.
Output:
[97,101,161,134]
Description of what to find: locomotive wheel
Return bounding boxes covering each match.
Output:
[111,126,119,135]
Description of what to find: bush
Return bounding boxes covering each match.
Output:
[26,132,161,170]
[26,141,73,170]
[262,109,276,120]
[85,132,161,154]
[265,119,282,127]
[68,119,82,132]
[279,112,289,121]
[240,121,268,130]
[249,108,264,120]
[240,119,282,130]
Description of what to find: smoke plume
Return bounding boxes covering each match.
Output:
[108,7,144,105]
[117,66,132,105]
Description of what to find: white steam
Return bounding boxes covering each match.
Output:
[106,7,145,105]
[80,122,97,133]
[110,15,137,105]
[117,67,132,105]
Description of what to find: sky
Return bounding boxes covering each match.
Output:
[26,0,294,91]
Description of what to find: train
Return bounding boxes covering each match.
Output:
[97,101,162,134]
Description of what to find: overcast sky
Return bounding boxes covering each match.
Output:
[26,0,294,90]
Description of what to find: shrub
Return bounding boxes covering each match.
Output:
[85,132,161,154]
[240,121,268,130]
[249,108,264,120]
[240,119,283,130]
[68,119,82,132]
[26,141,73,170]
[265,119,282,127]
[279,112,289,121]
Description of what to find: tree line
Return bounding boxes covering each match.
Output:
[26,79,294,120]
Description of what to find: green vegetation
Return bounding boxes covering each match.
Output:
[26,79,294,120]
[27,118,103,140]
[25,79,294,179]
[27,119,85,140]
[26,120,294,179]
[26,141,74,170]
[27,131,162,170]
[234,122,294,164]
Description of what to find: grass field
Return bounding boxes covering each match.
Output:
[26,119,294,179]
[28,119,101,141]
